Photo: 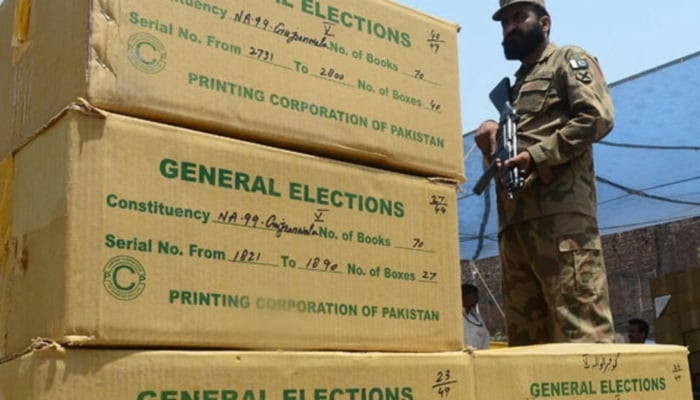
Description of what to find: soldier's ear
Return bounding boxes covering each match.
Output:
[540,15,551,35]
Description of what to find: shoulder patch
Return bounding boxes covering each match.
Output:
[569,58,589,70]
[576,71,592,84]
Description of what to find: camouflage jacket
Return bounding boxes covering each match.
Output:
[497,42,614,230]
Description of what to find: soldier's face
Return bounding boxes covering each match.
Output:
[500,6,547,60]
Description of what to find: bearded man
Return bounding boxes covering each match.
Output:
[475,0,616,345]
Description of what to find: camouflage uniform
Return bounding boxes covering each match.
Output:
[497,42,615,345]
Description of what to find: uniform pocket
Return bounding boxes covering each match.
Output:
[558,233,602,253]
[558,233,604,292]
[516,73,553,114]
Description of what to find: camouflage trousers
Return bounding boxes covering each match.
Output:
[498,213,615,346]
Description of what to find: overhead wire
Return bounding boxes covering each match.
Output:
[599,175,700,205]
[596,176,700,206]
[459,141,700,254]
[599,140,700,151]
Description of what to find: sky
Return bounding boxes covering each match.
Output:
[394,0,699,132]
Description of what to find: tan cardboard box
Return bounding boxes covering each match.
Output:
[689,351,700,375]
[473,343,693,399]
[653,290,700,317]
[0,0,13,266]
[655,309,700,347]
[679,308,700,333]
[650,273,678,300]
[685,329,700,352]
[654,313,683,345]
[651,268,700,300]
[1,0,464,180]
[0,107,463,356]
[675,268,700,293]
[0,340,477,400]
[0,0,15,146]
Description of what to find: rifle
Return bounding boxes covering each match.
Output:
[472,77,525,199]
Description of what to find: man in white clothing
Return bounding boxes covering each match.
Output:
[462,283,490,349]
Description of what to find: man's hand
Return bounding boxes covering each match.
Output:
[475,120,498,157]
[504,150,533,174]
[476,120,532,174]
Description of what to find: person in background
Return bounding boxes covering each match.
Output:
[474,0,616,345]
[462,283,490,349]
[627,318,650,344]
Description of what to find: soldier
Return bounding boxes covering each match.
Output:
[475,0,615,345]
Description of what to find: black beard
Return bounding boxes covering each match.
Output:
[502,23,546,60]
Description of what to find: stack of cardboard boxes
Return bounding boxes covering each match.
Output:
[0,0,694,398]
[652,267,700,393]
[0,0,477,397]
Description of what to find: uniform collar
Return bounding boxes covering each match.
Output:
[515,42,558,79]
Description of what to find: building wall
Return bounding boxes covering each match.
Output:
[461,216,700,342]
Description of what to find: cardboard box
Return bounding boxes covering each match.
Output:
[676,268,700,293]
[0,340,477,400]
[679,308,700,333]
[2,341,692,400]
[654,290,700,317]
[0,0,15,146]
[473,343,693,399]
[650,268,700,300]
[0,108,463,356]
[650,273,678,300]
[0,0,13,269]
[654,313,683,345]
[684,329,700,352]
[655,309,700,347]
[1,0,464,180]
[689,351,700,374]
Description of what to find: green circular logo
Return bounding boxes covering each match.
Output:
[103,255,146,301]
[127,32,167,74]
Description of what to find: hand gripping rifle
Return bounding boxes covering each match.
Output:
[472,77,525,199]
